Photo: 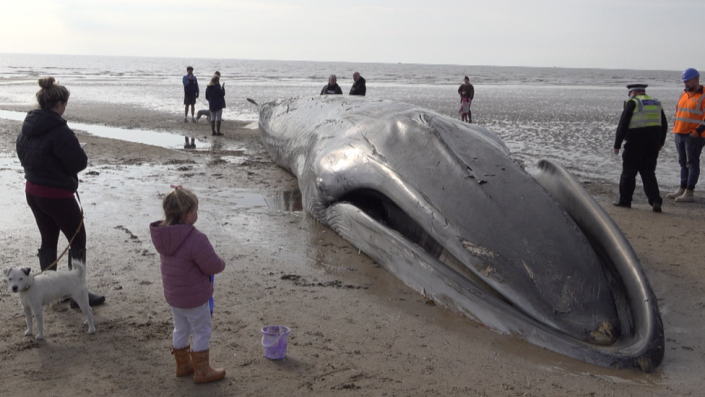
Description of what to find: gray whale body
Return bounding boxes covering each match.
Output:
[248,95,664,371]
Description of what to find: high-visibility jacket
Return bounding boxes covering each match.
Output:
[628,95,663,129]
[673,86,705,135]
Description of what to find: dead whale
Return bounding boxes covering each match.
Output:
[247,96,664,371]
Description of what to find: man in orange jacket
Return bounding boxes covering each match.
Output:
[667,68,705,202]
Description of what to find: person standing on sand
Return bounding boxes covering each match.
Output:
[457,76,474,123]
[205,74,226,136]
[16,76,106,307]
[665,68,705,203]
[459,97,471,122]
[320,75,343,95]
[612,84,668,212]
[150,186,226,384]
[349,72,366,96]
[183,66,199,123]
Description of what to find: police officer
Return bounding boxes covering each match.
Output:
[613,84,668,212]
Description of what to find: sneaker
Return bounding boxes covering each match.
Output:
[191,117,196,123]
[184,117,188,123]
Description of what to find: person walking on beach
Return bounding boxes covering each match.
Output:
[321,75,343,95]
[665,68,705,203]
[16,76,105,307]
[150,186,226,384]
[183,66,199,123]
[205,74,226,136]
[349,72,366,96]
[457,76,474,123]
[613,84,668,212]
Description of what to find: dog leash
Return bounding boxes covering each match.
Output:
[39,191,84,274]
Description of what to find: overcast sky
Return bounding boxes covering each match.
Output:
[2,0,703,71]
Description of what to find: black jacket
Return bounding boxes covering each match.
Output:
[320,84,343,95]
[16,109,87,192]
[350,77,366,96]
[458,83,474,100]
[205,84,226,111]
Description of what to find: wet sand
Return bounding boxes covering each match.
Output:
[0,103,704,396]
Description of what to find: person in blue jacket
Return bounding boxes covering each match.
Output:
[183,66,199,123]
[205,74,226,136]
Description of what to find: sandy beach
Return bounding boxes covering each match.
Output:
[0,101,704,397]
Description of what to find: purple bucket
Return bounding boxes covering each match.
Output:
[261,325,291,360]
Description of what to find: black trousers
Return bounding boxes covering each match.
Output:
[26,193,86,251]
[619,144,662,205]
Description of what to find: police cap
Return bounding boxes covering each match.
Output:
[626,84,648,92]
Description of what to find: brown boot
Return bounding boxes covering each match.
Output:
[172,346,194,377]
[190,349,225,383]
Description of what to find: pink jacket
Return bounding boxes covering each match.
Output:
[150,221,226,309]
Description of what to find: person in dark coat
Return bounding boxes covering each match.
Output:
[16,76,105,307]
[320,75,343,95]
[613,84,668,212]
[349,72,366,96]
[205,74,226,136]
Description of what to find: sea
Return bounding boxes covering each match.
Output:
[0,53,686,187]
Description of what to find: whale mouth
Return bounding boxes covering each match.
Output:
[331,161,658,355]
[329,164,662,371]
[340,189,443,256]
[338,188,520,306]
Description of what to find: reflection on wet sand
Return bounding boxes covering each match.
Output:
[262,189,303,212]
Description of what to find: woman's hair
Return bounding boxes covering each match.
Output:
[35,77,70,110]
[161,187,198,226]
[209,75,220,85]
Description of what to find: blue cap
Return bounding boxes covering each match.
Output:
[681,68,700,82]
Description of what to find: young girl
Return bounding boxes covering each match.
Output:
[149,186,226,383]
[459,97,471,123]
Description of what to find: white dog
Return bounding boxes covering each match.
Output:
[4,261,96,340]
[196,109,211,122]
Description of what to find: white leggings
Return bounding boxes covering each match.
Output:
[171,302,212,352]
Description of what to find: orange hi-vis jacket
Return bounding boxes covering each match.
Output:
[674,86,705,136]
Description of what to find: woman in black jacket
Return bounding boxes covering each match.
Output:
[16,77,105,307]
[205,74,226,136]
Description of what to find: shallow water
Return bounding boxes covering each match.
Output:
[0,109,254,151]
